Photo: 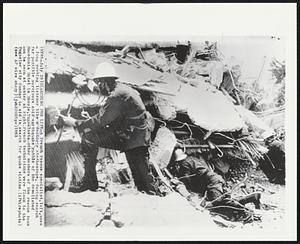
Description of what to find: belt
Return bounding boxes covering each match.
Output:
[127,111,146,120]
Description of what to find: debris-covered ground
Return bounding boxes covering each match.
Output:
[45,168,285,229]
[45,40,286,230]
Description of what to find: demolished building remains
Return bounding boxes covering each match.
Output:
[45,40,284,228]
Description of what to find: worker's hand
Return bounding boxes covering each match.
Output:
[72,74,87,87]
[59,114,77,127]
[46,106,60,126]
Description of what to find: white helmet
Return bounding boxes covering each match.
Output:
[93,62,118,80]
[261,130,275,140]
[174,148,187,162]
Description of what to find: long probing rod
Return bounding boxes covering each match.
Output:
[56,90,78,144]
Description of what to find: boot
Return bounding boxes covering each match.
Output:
[73,157,98,193]
[77,175,98,192]
[238,192,261,209]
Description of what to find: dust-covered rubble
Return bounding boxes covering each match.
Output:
[45,189,219,229]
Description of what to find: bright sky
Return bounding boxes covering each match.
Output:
[62,36,284,82]
[215,36,285,80]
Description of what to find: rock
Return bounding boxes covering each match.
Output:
[153,94,177,120]
[173,82,246,132]
[45,190,110,210]
[45,205,102,227]
[45,177,63,191]
[110,192,217,228]
[149,127,177,169]
[97,219,116,228]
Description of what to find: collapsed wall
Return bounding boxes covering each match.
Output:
[45,41,273,188]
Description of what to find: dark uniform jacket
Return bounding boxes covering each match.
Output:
[77,83,153,151]
[261,139,285,184]
[168,155,225,195]
[267,140,285,168]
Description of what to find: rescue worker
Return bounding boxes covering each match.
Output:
[259,131,285,184]
[175,40,191,64]
[60,62,157,194]
[168,149,262,210]
[167,148,225,201]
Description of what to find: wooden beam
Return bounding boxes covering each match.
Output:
[182,144,234,149]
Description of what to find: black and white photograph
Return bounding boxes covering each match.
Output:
[44,37,287,229]
[3,3,297,241]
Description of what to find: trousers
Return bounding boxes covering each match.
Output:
[80,132,156,194]
[125,146,157,194]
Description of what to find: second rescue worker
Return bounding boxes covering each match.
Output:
[61,62,157,194]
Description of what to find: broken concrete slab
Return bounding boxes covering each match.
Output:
[46,43,162,87]
[46,43,246,133]
[110,192,217,228]
[45,204,102,227]
[149,127,177,169]
[173,82,246,132]
[45,190,217,228]
[45,177,63,191]
[236,105,275,138]
[45,190,110,209]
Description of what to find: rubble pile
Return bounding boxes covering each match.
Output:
[45,40,284,228]
[110,192,216,228]
[45,190,219,228]
[45,40,271,178]
[255,105,285,137]
[45,190,110,226]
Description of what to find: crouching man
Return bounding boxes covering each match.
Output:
[167,148,225,201]
[168,148,262,210]
[60,62,157,194]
